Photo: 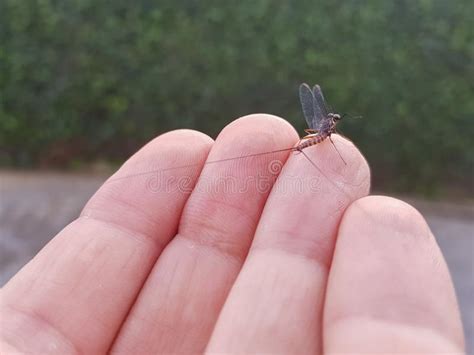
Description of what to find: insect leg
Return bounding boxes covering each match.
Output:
[300,133,319,141]
[329,136,347,166]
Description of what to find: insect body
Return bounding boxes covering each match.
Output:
[296,83,345,164]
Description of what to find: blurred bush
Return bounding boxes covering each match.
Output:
[0,0,472,195]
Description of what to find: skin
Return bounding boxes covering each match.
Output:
[0,114,464,354]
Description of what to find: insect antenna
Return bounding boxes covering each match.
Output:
[107,146,297,183]
[341,113,362,120]
[200,147,296,166]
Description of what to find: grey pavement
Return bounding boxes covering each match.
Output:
[1,171,473,351]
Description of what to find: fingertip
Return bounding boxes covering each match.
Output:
[177,114,301,268]
[328,134,371,190]
[342,195,431,239]
[223,113,298,134]
[126,129,214,166]
[288,133,371,200]
[250,132,370,267]
[83,128,215,243]
[325,195,465,352]
[215,114,299,156]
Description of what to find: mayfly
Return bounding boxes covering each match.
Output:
[109,83,349,185]
[296,83,346,164]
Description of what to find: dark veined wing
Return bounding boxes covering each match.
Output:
[312,84,329,119]
[299,83,324,130]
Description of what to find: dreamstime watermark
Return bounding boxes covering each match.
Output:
[145,159,324,195]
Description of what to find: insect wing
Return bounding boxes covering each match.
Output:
[299,83,321,130]
[312,84,329,120]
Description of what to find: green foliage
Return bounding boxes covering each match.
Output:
[1,0,473,194]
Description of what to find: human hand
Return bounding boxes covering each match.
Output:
[0,115,464,353]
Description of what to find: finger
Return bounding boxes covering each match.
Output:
[0,130,213,354]
[206,134,371,354]
[324,196,465,353]
[112,114,299,354]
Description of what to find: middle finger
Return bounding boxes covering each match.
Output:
[112,114,298,354]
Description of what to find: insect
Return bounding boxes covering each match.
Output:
[296,83,346,164]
